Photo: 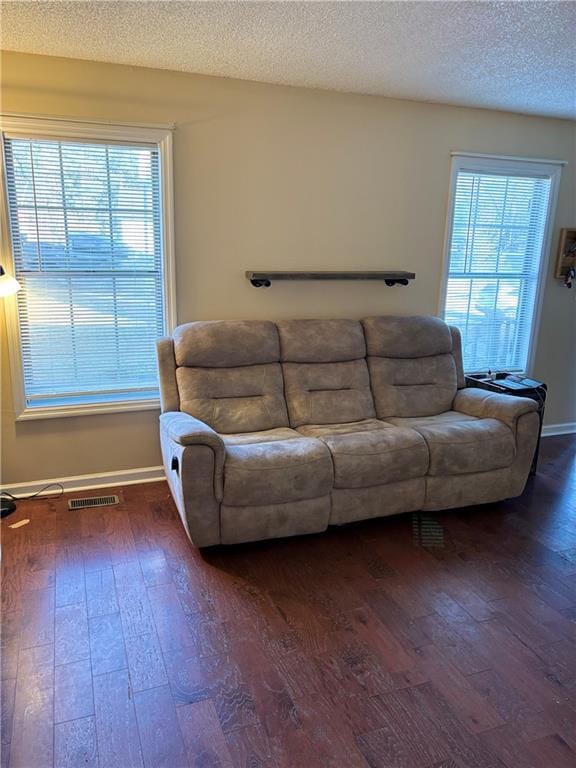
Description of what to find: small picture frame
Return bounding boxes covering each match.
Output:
[555,227,576,279]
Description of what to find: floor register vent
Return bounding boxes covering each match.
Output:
[68,495,119,510]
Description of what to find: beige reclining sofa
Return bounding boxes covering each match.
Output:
[156,315,539,547]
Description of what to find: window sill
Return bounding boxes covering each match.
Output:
[15,398,161,421]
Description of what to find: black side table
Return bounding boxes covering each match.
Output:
[465,374,547,476]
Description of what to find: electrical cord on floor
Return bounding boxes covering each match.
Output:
[1,482,65,502]
[0,482,64,518]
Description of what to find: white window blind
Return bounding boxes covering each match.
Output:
[442,159,558,373]
[3,135,166,408]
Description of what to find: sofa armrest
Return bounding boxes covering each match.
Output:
[453,387,538,432]
[160,411,222,449]
[160,411,225,497]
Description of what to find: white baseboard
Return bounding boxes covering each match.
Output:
[541,422,576,437]
[1,466,166,498]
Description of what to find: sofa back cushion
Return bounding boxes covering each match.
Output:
[173,320,289,433]
[363,315,458,418]
[277,319,375,427]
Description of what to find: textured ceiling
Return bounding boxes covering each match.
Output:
[1,1,575,120]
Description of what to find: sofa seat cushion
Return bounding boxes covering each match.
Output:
[298,419,386,438]
[385,411,479,428]
[222,428,300,446]
[387,413,515,476]
[296,422,428,489]
[223,437,333,507]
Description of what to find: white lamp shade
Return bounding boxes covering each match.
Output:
[0,270,21,297]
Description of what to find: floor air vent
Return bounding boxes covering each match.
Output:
[68,495,119,510]
[411,512,445,549]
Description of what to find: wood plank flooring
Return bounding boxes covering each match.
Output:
[1,434,575,768]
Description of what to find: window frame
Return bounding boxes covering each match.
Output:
[438,152,564,375]
[0,114,177,421]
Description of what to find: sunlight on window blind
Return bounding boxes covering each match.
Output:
[443,170,551,373]
[3,137,165,405]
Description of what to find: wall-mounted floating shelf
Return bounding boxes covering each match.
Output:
[246,270,415,288]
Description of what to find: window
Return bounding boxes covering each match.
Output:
[441,154,562,374]
[1,116,175,419]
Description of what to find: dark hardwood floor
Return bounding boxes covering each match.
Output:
[1,435,575,768]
